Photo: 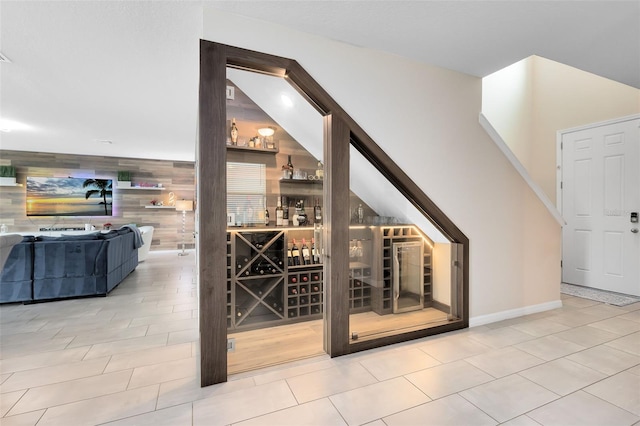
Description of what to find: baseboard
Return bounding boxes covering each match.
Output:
[431,300,450,314]
[469,299,562,327]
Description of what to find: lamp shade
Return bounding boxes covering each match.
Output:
[175,199,193,212]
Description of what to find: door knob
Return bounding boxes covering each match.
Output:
[632,228,639,233]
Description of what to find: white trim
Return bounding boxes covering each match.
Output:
[479,113,565,226]
[469,299,563,327]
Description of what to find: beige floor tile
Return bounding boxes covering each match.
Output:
[566,344,640,375]
[499,415,541,426]
[157,376,256,410]
[554,325,619,347]
[128,310,193,328]
[104,342,192,373]
[167,328,199,345]
[361,421,386,426]
[102,402,193,426]
[83,333,169,359]
[588,317,640,336]
[467,327,537,349]
[1,372,11,384]
[37,384,159,426]
[584,371,640,415]
[53,319,133,336]
[128,357,197,389]
[235,398,347,426]
[359,348,440,381]
[383,394,497,426]
[0,409,45,426]
[518,358,606,395]
[528,390,639,425]
[514,335,586,361]
[629,365,640,376]
[286,362,377,404]
[0,321,48,336]
[66,325,149,348]
[459,374,559,423]
[1,389,26,416]
[0,347,90,375]
[329,377,430,426]
[619,309,640,322]
[465,347,545,378]
[620,302,640,312]
[193,380,297,426]
[0,328,63,347]
[560,297,601,309]
[510,318,571,337]
[146,318,197,335]
[1,356,109,393]
[0,337,75,360]
[405,360,494,399]
[252,358,335,386]
[549,310,603,327]
[580,303,629,319]
[606,331,640,356]
[418,336,492,363]
[7,369,132,415]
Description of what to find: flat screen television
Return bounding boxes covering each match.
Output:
[26,177,113,217]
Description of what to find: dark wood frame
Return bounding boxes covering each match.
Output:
[198,40,469,386]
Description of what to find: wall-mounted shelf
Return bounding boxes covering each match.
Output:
[144,205,176,209]
[118,186,165,191]
[279,178,322,184]
[0,183,23,187]
[227,145,279,154]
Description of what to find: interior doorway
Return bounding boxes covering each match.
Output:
[560,115,640,296]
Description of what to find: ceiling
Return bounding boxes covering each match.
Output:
[1,1,638,162]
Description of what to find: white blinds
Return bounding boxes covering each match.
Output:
[227,162,266,226]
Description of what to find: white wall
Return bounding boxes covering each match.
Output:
[204,9,562,320]
[483,55,640,203]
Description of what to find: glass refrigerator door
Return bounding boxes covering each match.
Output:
[393,241,424,313]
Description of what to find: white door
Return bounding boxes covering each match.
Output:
[561,116,640,296]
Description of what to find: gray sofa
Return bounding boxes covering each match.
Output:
[0,228,140,303]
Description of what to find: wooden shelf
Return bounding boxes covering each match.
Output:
[279,178,322,184]
[118,186,165,190]
[0,183,23,187]
[144,205,175,209]
[227,145,279,154]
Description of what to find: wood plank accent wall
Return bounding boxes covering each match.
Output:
[0,150,195,251]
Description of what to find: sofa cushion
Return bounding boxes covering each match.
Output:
[37,233,100,242]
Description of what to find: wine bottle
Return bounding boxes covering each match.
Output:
[314,198,322,224]
[230,118,238,145]
[287,245,294,266]
[301,238,311,265]
[357,203,364,224]
[276,197,284,226]
[282,196,289,226]
[264,204,270,226]
[287,155,294,179]
[311,238,321,264]
[297,200,307,226]
[291,239,301,265]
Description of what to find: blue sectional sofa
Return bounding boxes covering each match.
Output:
[0,228,140,303]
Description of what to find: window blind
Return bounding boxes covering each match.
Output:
[227,162,266,226]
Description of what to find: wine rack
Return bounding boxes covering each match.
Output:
[349,263,372,312]
[374,226,433,315]
[287,268,323,319]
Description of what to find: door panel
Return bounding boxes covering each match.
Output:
[562,117,640,296]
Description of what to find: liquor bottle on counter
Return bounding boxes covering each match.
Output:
[264,203,270,226]
[275,197,283,226]
[286,155,294,179]
[292,201,299,227]
[356,203,364,224]
[314,198,322,224]
[301,238,311,265]
[230,118,239,145]
[291,239,301,265]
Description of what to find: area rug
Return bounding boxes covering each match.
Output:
[561,283,640,307]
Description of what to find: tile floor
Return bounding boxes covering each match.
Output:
[1,251,639,425]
